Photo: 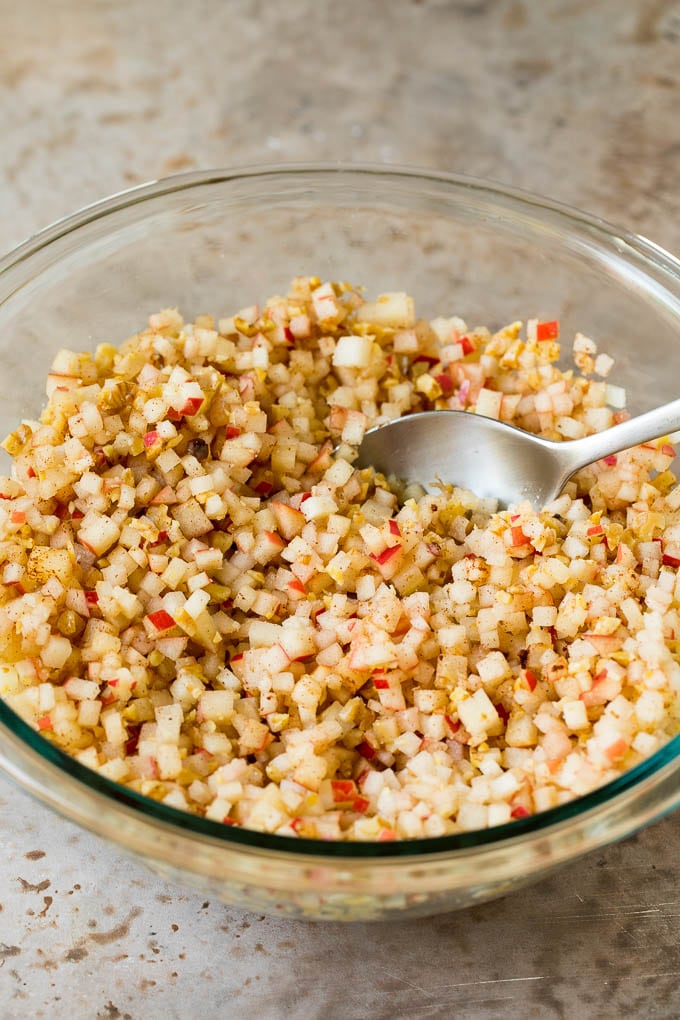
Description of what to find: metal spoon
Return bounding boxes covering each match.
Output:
[354,400,680,511]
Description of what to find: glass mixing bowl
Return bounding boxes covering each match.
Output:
[1,164,680,922]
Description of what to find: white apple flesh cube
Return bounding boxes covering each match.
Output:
[64,677,100,701]
[457,690,500,744]
[354,292,415,329]
[198,690,234,723]
[300,495,338,521]
[77,513,121,556]
[474,388,503,420]
[40,635,72,670]
[332,335,374,369]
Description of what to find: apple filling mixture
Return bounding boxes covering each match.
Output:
[1,277,679,840]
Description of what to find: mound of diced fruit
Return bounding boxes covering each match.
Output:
[0,277,679,840]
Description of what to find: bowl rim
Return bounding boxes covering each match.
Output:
[3,160,680,280]
[2,160,680,861]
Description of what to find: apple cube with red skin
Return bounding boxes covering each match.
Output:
[414,354,439,369]
[147,609,177,632]
[253,530,286,564]
[156,636,188,660]
[271,501,305,540]
[178,396,203,417]
[239,375,256,401]
[332,335,374,368]
[291,560,318,585]
[580,669,620,706]
[370,543,403,580]
[327,406,348,432]
[331,779,357,804]
[510,526,530,547]
[536,320,559,341]
[308,441,333,473]
[260,643,293,675]
[604,737,629,762]
[377,828,397,842]
[312,281,341,323]
[434,373,454,395]
[151,485,179,506]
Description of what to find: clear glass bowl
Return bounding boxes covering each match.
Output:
[1,164,680,922]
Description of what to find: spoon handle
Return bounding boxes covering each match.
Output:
[566,397,680,471]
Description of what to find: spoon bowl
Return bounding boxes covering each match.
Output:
[355,399,680,510]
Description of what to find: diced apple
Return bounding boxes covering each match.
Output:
[178,395,203,416]
[150,485,179,506]
[340,410,368,446]
[308,441,333,473]
[312,281,341,324]
[370,543,403,580]
[300,495,338,521]
[288,313,311,339]
[147,609,177,632]
[475,388,503,420]
[332,335,374,369]
[64,677,100,701]
[26,546,74,586]
[171,498,213,538]
[457,689,500,743]
[260,643,293,675]
[287,578,307,600]
[198,690,234,723]
[331,779,357,804]
[77,512,121,557]
[271,501,305,540]
[355,292,415,329]
[40,635,72,670]
[252,530,286,564]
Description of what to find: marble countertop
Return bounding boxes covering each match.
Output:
[2,1,680,1016]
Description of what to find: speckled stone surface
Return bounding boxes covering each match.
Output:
[2,1,680,1016]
